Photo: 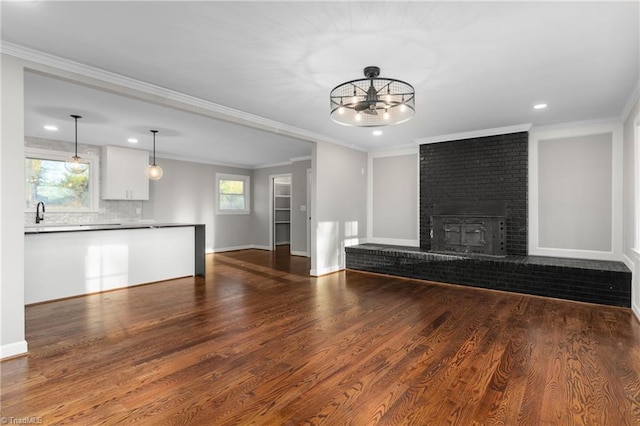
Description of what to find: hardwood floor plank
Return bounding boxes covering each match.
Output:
[2,248,639,425]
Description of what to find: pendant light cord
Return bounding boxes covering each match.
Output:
[71,114,82,157]
[150,130,158,166]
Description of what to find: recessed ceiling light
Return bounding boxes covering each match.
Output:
[44,125,58,131]
[372,130,383,136]
[127,138,139,144]
[533,103,548,110]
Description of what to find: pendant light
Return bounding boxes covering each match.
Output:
[64,114,89,174]
[146,130,163,180]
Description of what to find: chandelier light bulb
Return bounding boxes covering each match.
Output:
[383,110,390,120]
[355,112,362,121]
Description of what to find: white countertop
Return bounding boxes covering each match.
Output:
[24,222,203,234]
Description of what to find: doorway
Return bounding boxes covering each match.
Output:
[270,174,292,253]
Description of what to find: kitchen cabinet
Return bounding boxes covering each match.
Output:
[102,145,149,200]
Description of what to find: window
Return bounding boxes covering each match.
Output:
[216,173,250,214]
[25,148,99,212]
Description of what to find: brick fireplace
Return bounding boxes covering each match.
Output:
[420,132,528,256]
[345,130,632,307]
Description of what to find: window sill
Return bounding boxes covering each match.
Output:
[215,210,251,216]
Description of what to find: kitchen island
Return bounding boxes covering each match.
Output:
[25,223,205,304]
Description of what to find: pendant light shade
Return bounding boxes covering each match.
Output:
[64,114,89,174]
[146,130,163,180]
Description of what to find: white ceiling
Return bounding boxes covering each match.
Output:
[2,1,639,167]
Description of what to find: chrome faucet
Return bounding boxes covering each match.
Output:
[36,202,45,224]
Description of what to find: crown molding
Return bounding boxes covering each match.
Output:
[369,143,418,154]
[289,155,312,163]
[252,160,294,170]
[1,41,356,150]
[369,146,418,158]
[157,153,313,171]
[250,155,313,169]
[415,123,532,145]
[621,80,640,122]
[529,117,620,134]
[153,153,254,170]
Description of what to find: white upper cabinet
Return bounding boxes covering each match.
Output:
[101,146,150,200]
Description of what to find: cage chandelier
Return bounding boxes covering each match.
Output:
[330,66,415,127]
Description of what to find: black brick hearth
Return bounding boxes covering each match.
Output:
[345,244,632,307]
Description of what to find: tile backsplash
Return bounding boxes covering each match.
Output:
[24,137,144,225]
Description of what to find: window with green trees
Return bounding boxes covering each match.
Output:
[216,173,250,214]
[25,148,98,212]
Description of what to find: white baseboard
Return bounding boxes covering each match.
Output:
[211,244,271,253]
[213,246,307,256]
[1,340,28,359]
[310,265,342,277]
[633,302,640,323]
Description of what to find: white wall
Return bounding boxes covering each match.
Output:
[1,54,27,358]
[312,142,367,275]
[143,157,312,254]
[529,121,623,261]
[142,158,253,252]
[538,133,613,251]
[290,159,312,256]
[622,96,640,319]
[251,159,311,254]
[368,149,418,246]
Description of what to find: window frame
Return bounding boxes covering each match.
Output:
[216,173,251,215]
[24,147,100,213]
[635,114,640,252]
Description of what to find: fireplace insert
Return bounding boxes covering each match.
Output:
[431,215,506,256]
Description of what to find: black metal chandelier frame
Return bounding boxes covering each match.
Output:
[330,66,415,127]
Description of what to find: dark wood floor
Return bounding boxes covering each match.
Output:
[2,247,640,425]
